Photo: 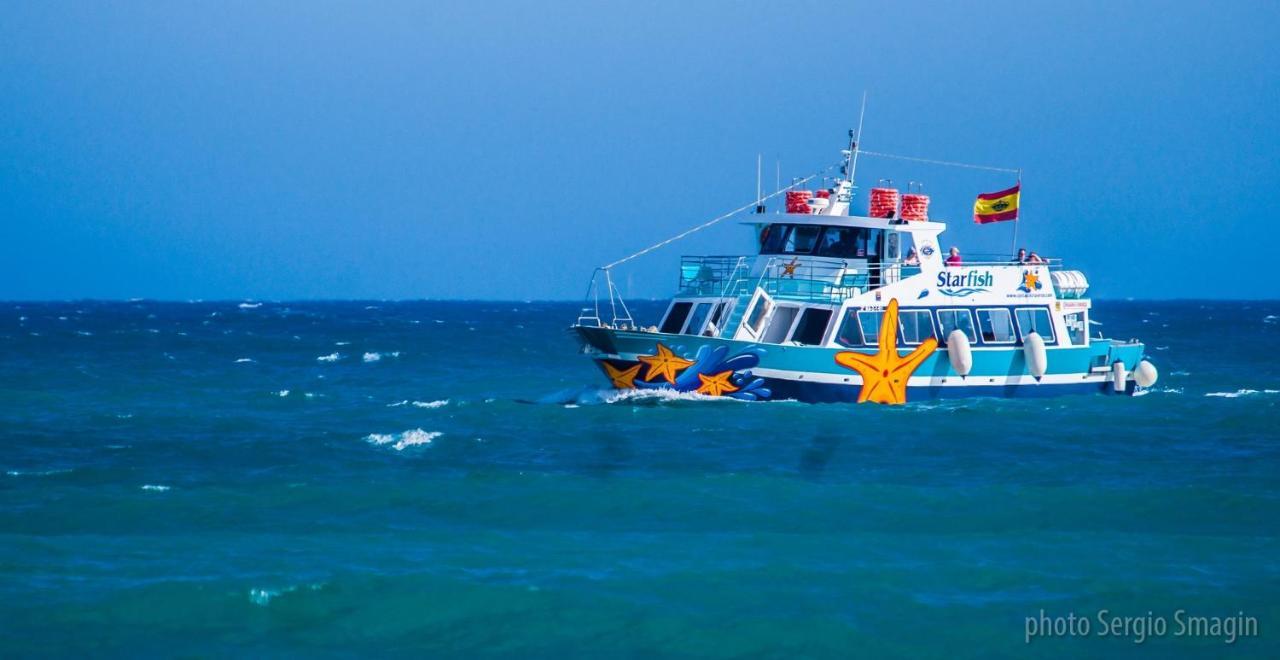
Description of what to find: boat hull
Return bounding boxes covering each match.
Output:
[576,326,1145,403]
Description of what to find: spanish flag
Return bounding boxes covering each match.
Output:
[973,183,1020,224]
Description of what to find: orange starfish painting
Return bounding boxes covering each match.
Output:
[602,362,642,389]
[637,343,694,384]
[833,298,938,404]
[695,371,739,396]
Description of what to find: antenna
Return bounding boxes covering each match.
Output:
[775,159,780,212]
[848,91,868,184]
[755,153,765,214]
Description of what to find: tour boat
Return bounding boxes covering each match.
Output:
[572,132,1158,404]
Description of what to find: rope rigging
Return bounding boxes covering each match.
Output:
[600,161,841,270]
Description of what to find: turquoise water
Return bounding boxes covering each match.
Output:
[1,300,1278,657]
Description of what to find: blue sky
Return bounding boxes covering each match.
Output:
[3,1,1277,300]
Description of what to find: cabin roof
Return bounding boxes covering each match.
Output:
[740,213,945,231]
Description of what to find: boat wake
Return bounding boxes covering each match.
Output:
[526,385,786,407]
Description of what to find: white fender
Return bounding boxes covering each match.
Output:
[1023,332,1047,380]
[1111,360,1128,393]
[946,329,972,377]
[1133,359,1159,388]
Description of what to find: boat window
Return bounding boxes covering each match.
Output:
[683,303,712,335]
[834,309,864,347]
[783,225,822,254]
[762,306,799,344]
[709,302,727,327]
[816,227,856,257]
[1064,311,1087,345]
[976,308,1016,343]
[760,224,791,254]
[660,302,693,334]
[1015,307,1056,344]
[936,308,977,342]
[859,229,882,258]
[898,309,936,345]
[745,296,773,335]
[857,310,885,345]
[790,308,833,345]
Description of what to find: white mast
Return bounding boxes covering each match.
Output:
[848,91,868,185]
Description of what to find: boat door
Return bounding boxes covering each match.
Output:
[733,288,776,341]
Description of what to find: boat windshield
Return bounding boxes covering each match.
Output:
[761,224,880,258]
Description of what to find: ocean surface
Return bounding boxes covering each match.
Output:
[1,299,1278,658]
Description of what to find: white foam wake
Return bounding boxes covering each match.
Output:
[365,428,441,451]
[363,351,401,362]
[317,353,341,362]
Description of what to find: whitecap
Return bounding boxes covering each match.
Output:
[364,428,441,451]
[75,330,93,336]
[316,353,341,362]
[249,589,276,605]
[335,341,350,346]
[238,302,262,309]
[387,400,409,407]
[6,468,72,477]
[362,352,381,362]
[1204,389,1277,398]
[249,583,321,606]
[411,399,448,409]
[277,390,290,397]
[140,484,170,491]
[1170,370,1190,376]
[235,358,255,363]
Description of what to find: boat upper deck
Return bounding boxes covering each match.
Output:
[677,253,1068,304]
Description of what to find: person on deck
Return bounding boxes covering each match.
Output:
[903,247,919,266]
[1012,248,1028,264]
[946,247,963,267]
[1026,251,1046,265]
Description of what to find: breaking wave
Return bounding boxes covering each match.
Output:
[365,428,441,451]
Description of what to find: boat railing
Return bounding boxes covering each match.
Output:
[944,255,1065,268]
[678,256,753,296]
[576,267,635,329]
[680,255,902,303]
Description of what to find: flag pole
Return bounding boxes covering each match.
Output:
[1010,169,1022,257]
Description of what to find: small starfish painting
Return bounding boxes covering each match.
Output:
[833,298,938,404]
[602,362,642,389]
[1018,270,1042,293]
[637,343,695,384]
[781,258,800,278]
[695,371,740,396]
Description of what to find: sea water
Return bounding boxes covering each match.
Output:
[1,300,1277,657]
